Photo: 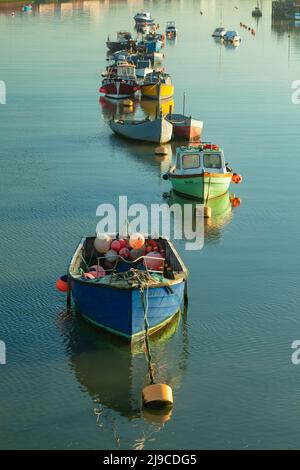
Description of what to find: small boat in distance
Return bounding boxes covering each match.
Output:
[141,71,174,100]
[223,31,241,43]
[67,234,188,341]
[163,144,242,200]
[212,27,227,38]
[106,31,136,53]
[166,21,177,38]
[134,11,155,26]
[22,3,32,11]
[109,116,173,144]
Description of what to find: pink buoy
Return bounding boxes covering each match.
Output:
[119,247,130,259]
[84,272,95,280]
[118,239,127,249]
[144,252,164,271]
[111,240,121,252]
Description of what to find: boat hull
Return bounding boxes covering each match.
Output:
[100,81,138,99]
[71,279,185,341]
[166,115,203,141]
[141,83,174,100]
[109,117,173,144]
[170,173,232,200]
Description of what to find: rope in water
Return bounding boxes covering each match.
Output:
[140,284,155,385]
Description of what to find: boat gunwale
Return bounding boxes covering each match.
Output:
[169,172,233,179]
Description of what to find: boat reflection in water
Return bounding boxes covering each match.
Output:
[99,96,139,122]
[167,191,241,243]
[140,97,175,118]
[58,309,188,434]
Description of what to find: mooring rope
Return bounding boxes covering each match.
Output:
[140,284,155,385]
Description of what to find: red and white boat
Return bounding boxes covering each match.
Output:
[99,60,139,99]
[166,113,203,141]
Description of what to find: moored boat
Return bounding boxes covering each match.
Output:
[163,143,242,200]
[166,113,203,141]
[166,21,177,38]
[109,116,173,144]
[134,11,155,26]
[106,31,136,53]
[22,4,32,12]
[212,27,227,38]
[67,234,188,341]
[141,71,174,100]
[223,30,241,43]
[99,60,139,99]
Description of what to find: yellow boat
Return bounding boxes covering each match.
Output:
[141,71,174,100]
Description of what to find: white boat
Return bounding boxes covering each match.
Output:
[136,59,153,78]
[109,116,173,144]
[212,27,227,38]
[223,31,241,43]
[134,12,155,25]
[166,21,177,37]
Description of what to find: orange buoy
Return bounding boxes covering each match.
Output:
[232,173,243,184]
[129,232,145,249]
[142,384,173,409]
[231,197,242,208]
[251,29,256,35]
[155,146,168,155]
[56,275,68,292]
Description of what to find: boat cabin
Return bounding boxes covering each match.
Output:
[224,30,241,41]
[212,27,227,37]
[174,145,227,176]
[134,12,153,22]
[114,61,136,79]
[166,21,176,31]
[144,71,172,85]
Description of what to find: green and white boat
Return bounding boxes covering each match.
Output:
[163,143,242,201]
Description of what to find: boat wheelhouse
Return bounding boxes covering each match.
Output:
[134,11,155,25]
[212,27,227,38]
[166,21,177,37]
[223,30,241,43]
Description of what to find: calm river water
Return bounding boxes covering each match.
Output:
[1,0,300,450]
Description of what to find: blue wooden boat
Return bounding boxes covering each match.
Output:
[68,235,188,341]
